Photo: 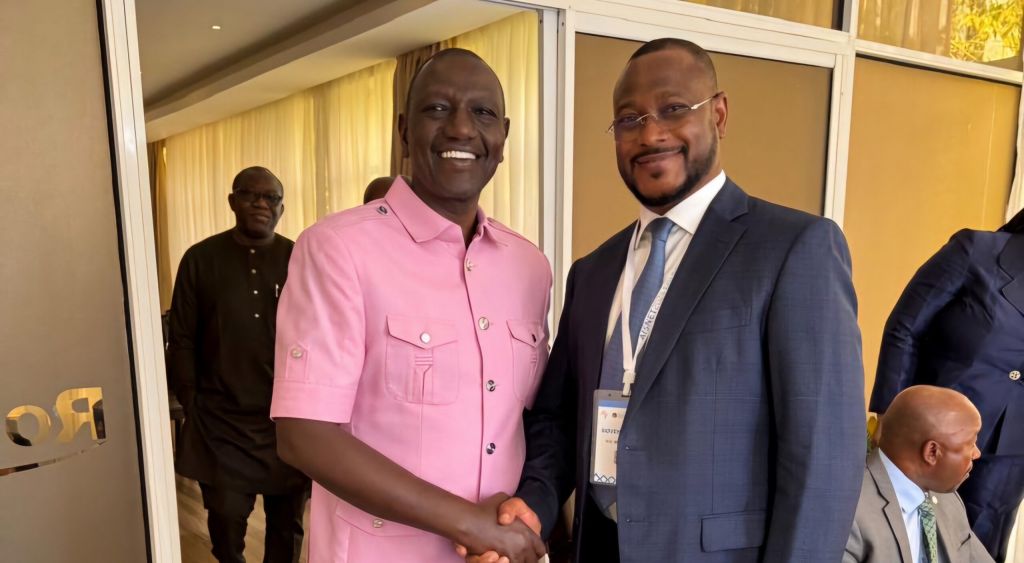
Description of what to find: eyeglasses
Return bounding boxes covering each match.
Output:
[606,92,722,137]
[233,189,283,206]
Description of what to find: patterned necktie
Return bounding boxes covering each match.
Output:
[919,498,939,563]
[597,217,675,390]
[593,218,674,518]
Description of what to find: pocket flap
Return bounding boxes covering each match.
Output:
[507,319,544,346]
[386,316,457,349]
[700,510,766,552]
[335,499,421,537]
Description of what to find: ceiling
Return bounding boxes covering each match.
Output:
[136,0,365,104]
[134,0,525,141]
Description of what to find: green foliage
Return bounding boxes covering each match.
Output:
[951,0,1023,63]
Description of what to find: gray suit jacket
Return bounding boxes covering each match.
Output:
[844,450,994,563]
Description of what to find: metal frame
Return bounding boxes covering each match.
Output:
[99,0,181,561]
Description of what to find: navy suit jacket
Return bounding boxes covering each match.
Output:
[517,180,866,562]
[871,229,1024,455]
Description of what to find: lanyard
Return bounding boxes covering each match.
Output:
[619,221,674,396]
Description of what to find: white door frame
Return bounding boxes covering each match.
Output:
[99,0,181,561]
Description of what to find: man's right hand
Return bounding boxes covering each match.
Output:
[453,494,545,563]
[456,496,543,563]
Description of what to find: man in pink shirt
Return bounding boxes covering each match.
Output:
[270,49,550,562]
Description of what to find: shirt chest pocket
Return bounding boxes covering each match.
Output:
[385,316,460,405]
[508,320,546,402]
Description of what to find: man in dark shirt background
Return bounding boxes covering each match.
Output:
[168,166,309,563]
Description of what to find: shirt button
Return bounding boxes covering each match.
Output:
[486,380,496,392]
[249,248,256,254]
[377,205,388,215]
[420,332,431,344]
[251,268,257,274]
[253,289,259,295]
[485,442,496,455]
[465,259,474,271]
[372,518,384,528]
[254,313,260,319]
[478,317,490,330]
[1011,370,1021,381]
[290,348,303,358]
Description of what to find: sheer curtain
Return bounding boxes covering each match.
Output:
[453,11,540,243]
[314,59,396,215]
[1007,58,1024,224]
[859,0,954,55]
[685,0,835,27]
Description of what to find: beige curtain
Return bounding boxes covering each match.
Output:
[314,59,397,215]
[149,140,172,309]
[452,12,540,243]
[685,0,836,28]
[858,0,955,55]
[1007,51,1024,224]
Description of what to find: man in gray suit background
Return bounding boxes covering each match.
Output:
[471,37,865,563]
[845,386,992,563]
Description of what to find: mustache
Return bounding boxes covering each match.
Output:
[632,146,686,164]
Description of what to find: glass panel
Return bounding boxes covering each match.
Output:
[843,57,1019,399]
[684,0,838,28]
[572,33,831,259]
[858,0,1023,70]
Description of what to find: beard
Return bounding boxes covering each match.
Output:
[623,136,718,209]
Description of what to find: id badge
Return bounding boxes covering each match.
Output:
[590,390,628,486]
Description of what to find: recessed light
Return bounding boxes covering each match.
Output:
[211,25,222,30]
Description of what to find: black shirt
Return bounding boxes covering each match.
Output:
[167,230,307,493]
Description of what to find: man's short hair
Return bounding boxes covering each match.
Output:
[232,166,282,193]
[629,37,718,90]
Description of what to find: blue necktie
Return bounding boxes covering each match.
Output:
[593,217,673,517]
[598,217,674,391]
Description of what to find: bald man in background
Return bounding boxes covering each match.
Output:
[363,175,411,204]
[845,386,992,563]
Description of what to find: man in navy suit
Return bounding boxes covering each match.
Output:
[468,38,866,563]
[870,209,1024,561]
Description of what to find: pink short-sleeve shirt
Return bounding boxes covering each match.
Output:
[270,178,551,562]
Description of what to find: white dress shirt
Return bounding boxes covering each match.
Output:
[880,449,935,563]
[605,171,727,345]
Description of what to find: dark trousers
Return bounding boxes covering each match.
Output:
[577,492,620,563]
[199,484,307,563]
[958,454,1024,562]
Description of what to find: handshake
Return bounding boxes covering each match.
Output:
[452,494,549,563]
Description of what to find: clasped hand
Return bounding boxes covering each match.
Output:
[453,494,545,563]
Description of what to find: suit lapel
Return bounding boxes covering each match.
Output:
[933,494,969,563]
[628,181,748,409]
[999,234,1024,317]
[578,226,633,395]
[868,451,914,563]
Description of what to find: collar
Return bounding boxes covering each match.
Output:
[384,177,495,245]
[635,170,726,247]
[879,450,927,516]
